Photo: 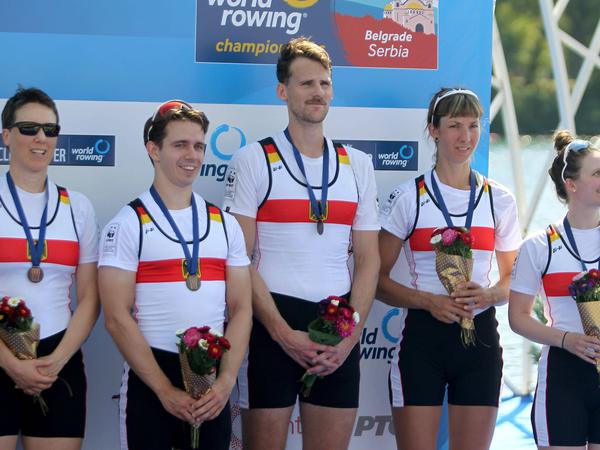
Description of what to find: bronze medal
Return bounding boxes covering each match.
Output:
[27,266,44,283]
[185,273,200,291]
[317,220,324,235]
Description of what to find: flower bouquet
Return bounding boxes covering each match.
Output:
[430,227,476,346]
[0,296,48,414]
[300,296,360,397]
[568,268,600,377]
[176,326,230,449]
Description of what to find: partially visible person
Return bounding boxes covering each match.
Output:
[0,87,100,450]
[509,131,600,450]
[377,87,522,450]
[224,37,380,450]
[99,100,251,450]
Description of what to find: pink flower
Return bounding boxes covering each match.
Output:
[183,328,201,348]
[336,317,355,337]
[441,228,459,245]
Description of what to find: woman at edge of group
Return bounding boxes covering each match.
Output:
[377,87,522,450]
[509,132,600,450]
[0,87,99,450]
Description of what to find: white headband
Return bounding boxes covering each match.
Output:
[430,89,480,123]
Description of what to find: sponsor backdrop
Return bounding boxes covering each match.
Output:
[0,1,493,449]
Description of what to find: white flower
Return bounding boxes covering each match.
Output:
[199,339,209,350]
[330,299,340,306]
[352,311,360,324]
[430,234,442,245]
[209,329,222,337]
[573,271,587,282]
[7,297,21,307]
[175,329,186,337]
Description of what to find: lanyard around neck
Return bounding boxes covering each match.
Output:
[562,216,599,272]
[429,169,477,229]
[284,128,329,234]
[6,172,49,269]
[149,185,199,276]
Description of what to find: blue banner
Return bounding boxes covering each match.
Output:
[0,135,116,166]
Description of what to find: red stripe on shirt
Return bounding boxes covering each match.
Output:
[542,272,578,297]
[0,237,79,266]
[136,258,226,283]
[256,199,357,225]
[409,226,495,252]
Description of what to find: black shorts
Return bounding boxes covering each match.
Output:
[120,347,231,450]
[241,292,360,409]
[0,329,87,438]
[390,307,502,407]
[532,346,600,446]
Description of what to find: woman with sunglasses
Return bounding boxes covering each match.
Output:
[377,87,522,450]
[509,132,600,449]
[0,87,99,450]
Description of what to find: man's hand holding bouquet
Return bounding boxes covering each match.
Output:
[300,296,360,397]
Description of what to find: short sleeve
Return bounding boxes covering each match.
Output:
[490,180,522,252]
[348,147,380,231]
[70,191,99,264]
[379,180,417,241]
[222,144,267,218]
[510,231,548,296]
[222,212,250,267]
[98,206,140,272]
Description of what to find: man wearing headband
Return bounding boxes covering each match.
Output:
[98,100,251,450]
[223,38,380,450]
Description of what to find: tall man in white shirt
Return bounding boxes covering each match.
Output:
[223,38,380,450]
[99,101,252,450]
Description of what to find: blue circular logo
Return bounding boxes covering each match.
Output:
[399,144,414,160]
[381,308,400,344]
[210,124,246,161]
[94,139,111,155]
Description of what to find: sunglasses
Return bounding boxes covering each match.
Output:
[146,99,193,141]
[10,121,61,138]
[561,139,590,183]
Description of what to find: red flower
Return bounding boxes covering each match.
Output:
[17,306,30,318]
[219,337,231,350]
[208,343,223,359]
[459,233,473,246]
[326,304,338,316]
[340,307,352,319]
[198,326,210,334]
[589,269,600,279]
[205,333,217,343]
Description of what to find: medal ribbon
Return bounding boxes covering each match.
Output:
[6,172,48,269]
[149,185,199,277]
[284,128,329,226]
[429,169,477,229]
[562,217,599,272]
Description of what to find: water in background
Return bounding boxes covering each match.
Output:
[489,137,566,393]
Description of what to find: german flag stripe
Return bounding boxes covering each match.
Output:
[543,272,578,297]
[208,206,222,222]
[547,226,560,242]
[58,188,70,204]
[418,179,426,196]
[0,237,79,266]
[136,257,226,283]
[264,143,281,164]
[136,207,151,225]
[409,226,495,252]
[336,146,350,165]
[256,199,357,225]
